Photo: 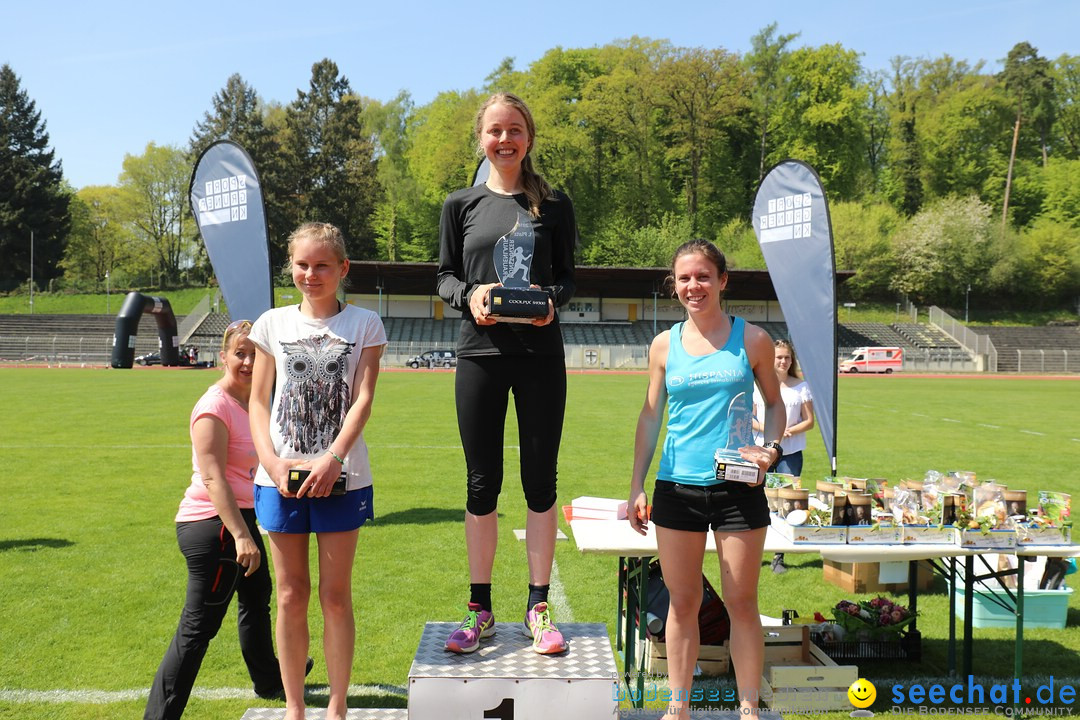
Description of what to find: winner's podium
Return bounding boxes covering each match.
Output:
[241,621,617,719]
[408,622,617,719]
[241,711,406,719]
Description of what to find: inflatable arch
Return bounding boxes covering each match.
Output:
[109,292,181,368]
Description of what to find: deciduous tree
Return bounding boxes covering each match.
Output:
[745,23,799,181]
[1051,54,1080,159]
[890,195,994,304]
[119,143,194,286]
[655,46,748,230]
[770,44,869,201]
[61,186,136,288]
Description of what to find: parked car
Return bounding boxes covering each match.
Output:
[133,345,209,367]
[134,351,161,366]
[406,349,457,369]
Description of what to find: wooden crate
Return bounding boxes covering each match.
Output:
[644,640,730,676]
[823,559,933,594]
[761,625,858,712]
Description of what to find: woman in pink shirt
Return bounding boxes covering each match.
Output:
[145,320,305,719]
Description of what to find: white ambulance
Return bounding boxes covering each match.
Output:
[839,346,903,374]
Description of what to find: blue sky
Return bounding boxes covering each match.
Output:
[5,0,1076,190]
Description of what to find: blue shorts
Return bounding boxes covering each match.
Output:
[254,485,374,534]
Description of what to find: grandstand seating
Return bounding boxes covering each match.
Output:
[837,322,913,351]
[978,325,1080,372]
[757,322,792,343]
[6,311,1076,373]
[0,313,172,362]
[382,317,459,344]
[891,323,962,350]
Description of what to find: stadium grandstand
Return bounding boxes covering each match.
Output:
[2,262,1077,372]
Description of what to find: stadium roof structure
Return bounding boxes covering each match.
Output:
[346,261,854,300]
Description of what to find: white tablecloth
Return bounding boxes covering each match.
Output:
[568,518,1080,563]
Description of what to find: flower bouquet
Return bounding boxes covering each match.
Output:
[833,597,917,640]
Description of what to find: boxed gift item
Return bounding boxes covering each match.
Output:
[902,474,961,544]
[954,481,1016,549]
[569,496,627,520]
[770,512,847,544]
[1017,491,1073,545]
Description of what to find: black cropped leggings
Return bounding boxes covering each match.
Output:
[455,354,566,516]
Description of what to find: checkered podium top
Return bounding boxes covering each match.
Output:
[410,622,616,680]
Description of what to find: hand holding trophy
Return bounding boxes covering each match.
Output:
[486,211,551,323]
[713,391,765,484]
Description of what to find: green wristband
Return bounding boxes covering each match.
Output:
[327,449,345,465]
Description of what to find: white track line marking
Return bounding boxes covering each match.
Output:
[0,684,407,704]
[911,413,929,418]
[549,559,574,623]
[942,418,961,423]
[1020,430,1046,436]
[978,423,1001,429]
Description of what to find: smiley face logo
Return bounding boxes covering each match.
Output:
[848,678,876,709]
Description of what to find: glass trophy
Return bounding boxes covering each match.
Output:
[487,211,550,322]
[712,391,760,483]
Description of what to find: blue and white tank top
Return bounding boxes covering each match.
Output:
[657,318,754,486]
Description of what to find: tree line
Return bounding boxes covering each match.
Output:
[2,28,1078,311]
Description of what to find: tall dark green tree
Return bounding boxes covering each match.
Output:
[0,64,70,291]
[283,59,380,259]
[888,58,923,215]
[189,73,291,269]
[1000,42,1055,226]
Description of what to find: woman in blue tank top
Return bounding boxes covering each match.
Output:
[628,239,787,719]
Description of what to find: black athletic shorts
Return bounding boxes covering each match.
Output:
[651,479,770,533]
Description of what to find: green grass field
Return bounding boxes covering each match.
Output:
[0,368,1077,719]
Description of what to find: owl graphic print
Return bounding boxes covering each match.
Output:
[249,304,388,491]
[278,334,355,453]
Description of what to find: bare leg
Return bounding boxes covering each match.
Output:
[315,529,359,720]
[656,526,708,720]
[525,506,557,586]
[266,532,311,720]
[715,527,767,712]
[465,510,498,584]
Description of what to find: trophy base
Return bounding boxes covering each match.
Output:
[488,286,549,323]
[713,449,760,483]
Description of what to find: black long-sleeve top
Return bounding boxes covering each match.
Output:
[436,184,577,357]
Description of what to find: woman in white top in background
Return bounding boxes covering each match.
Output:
[753,339,815,574]
[753,339,814,476]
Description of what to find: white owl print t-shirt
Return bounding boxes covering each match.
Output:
[249,304,387,491]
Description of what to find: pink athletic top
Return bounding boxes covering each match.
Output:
[175,385,258,522]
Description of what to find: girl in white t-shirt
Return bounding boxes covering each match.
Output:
[249,222,387,720]
[753,339,814,476]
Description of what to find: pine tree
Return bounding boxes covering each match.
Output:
[189,73,291,269]
[0,64,70,291]
[283,59,380,259]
